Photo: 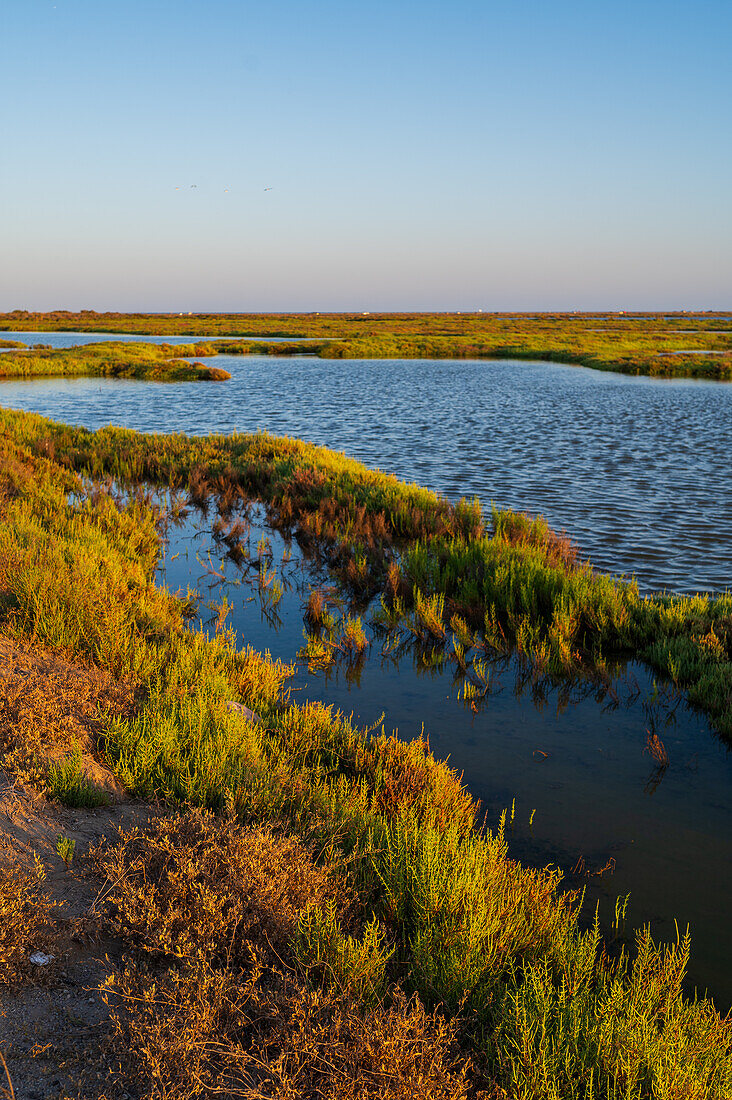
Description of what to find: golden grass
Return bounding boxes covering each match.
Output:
[102,962,480,1100]
[93,809,353,966]
[0,634,131,794]
[93,809,483,1099]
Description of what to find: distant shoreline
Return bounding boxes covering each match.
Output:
[2,311,731,379]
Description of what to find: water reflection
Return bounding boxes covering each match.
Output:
[144,493,732,1008]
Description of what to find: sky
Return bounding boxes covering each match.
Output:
[1,0,731,312]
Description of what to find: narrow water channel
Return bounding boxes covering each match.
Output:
[155,500,732,1009]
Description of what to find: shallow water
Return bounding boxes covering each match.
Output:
[1,351,731,593]
[156,502,732,1008]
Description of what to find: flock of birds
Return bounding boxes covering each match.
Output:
[174,185,273,192]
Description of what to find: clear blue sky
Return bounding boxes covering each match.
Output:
[2,0,730,311]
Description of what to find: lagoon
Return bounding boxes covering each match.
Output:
[1,351,730,594]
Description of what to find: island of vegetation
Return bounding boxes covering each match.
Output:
[1,405,730,1099]
[2,309,732,378]
[0,340,231,382]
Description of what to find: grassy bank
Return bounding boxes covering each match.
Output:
[1,423,730,1097]
[315,335,732,379]
[0,341,231,382]
[2,310,731,379]
[1,406,730,739]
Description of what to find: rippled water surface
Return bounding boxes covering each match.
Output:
[2,347,731,593]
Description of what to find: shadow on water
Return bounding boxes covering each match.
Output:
[144,490,732,1010]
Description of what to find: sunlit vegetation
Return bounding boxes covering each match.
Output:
[1,428,731,1096]
[2,309,732,378]
[46,743,111,807]
[94,813,476,1099]
[2,406,730,738]
[0,341,231,382]
[0,862,54,989]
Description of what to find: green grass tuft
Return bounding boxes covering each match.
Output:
[46,746,110,807]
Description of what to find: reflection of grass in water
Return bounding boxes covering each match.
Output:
[27,405,728,742]
[1,431,731,1094]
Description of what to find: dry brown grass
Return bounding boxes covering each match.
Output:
[103,960,483,1100]
[0,861,54,988]
[0,634,131,794]
[93,811,489,1099]
[1,449,132,788]
[92,809,355,966]
[0,1054,14,1100]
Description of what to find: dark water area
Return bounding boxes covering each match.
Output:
[1,352,731,594]
[154,502,732,1008]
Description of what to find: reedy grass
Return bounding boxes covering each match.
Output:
[491,918,730,1100]
[1,427,731,1095]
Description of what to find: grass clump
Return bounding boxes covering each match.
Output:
[93,809,350,966]
[296,902,393,1006]
[95,810,478,1099]
[102,962,477,1100]
[46,745,110,807]
[492,918,732,1099]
